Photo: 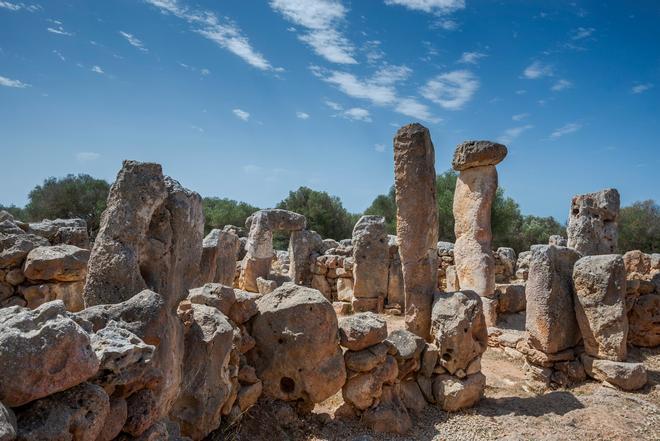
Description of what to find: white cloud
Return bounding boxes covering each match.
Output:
[47,25,74,36]
[52,50,65,61]
[270,0,356,64]
[343,107,371,122]
[571,27,595,40]
[363,40,385,64]
[319,70,398,105]
[434,18,459,30]
[522,61,553,79]
[76,152,100,161]
[421,70,479,110]
[145,0,276,71]
[296,111,310,119]
[515,89,527,95]
[233,108,250,121]
[384,0,465,13]
[551,79,573,91]
[395,97,440,123]
[458,51,486,64]
[119,31,148,52]
[631,83,653,94]
[91,65,104,74]
[512,113,529,121]
[0,75,30,88]
[324,100,343,111]
[374,143,386,152]
[0,1,20,11]
[498,124,533,144]
[550,122,581,139]
[200,68,211,76]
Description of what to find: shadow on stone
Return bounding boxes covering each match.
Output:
[475,391,584,417]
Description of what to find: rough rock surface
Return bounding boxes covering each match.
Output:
[567,188,620,256]
[22,245,89,282]
[451,140,507,171]
[248,284,345,404]
[27,218,90,249]
[288,229,323,286]
[431,291,487,375]
[573,255,628,361]
[393,123,438,340]
[338,312,387,351]
[0,301,99,407]
[432,372,486,411]
[526,245,582,353]
[200,229,240,286]
[351,216,389,302]
[628,293,660,347]
[580,354,647,391]
[0,402,16,441]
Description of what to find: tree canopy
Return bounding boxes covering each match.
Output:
[618,200,660,253]
[202,197,259,235]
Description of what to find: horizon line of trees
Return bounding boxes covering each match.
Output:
[2,172,658,254]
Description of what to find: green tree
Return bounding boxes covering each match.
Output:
[276,187,357,242]
[618,200,660,253]
[202,197,259,235]
[24,174,110,236]
[436,170,458,242]
[0,204,26,221]
[516,215,565,251]
[364,186,397,235]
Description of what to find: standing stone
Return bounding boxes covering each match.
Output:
[526,245,581,353]
[573,255,628,361]
[239,209,306,292]
[352,216,389,303]
[200,229,240,286]
[393,124,438,340]
[567,188,620,256]
[288,229,323,286]
[387,238,405,308]
[452,141,507,327]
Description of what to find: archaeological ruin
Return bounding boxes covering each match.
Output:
[0,124,658,440]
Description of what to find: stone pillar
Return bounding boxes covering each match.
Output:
[393,123,438,341]
[288,229,323,286]
[567,188,620,255]
[351,216,389,312]
[451,141,507,327]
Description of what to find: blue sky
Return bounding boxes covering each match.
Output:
[1,0,658,222]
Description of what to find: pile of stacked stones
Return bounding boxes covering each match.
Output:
[0,212,90,311]
[436,241,455,291]
[624,250,660,347]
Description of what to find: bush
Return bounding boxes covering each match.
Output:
[618,200,660,253]
[203,197,259,235]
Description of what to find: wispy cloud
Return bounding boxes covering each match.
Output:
[242,164,262,173]
[395,97,440,123]
[433,18,459,30]
[458,51,486,64]
[296,111,310,119]
[76,152,100,161]
[384,0,465,14]
[363,40,385,64]
[631,83,653,94]
[119,31,148,52]
[145,0,276,71]
[512,113,529,121]
[550,122,581,139]
[233,108,250,121]
[551,79,573,91]
[498,124,533,144]
[47,24,74,36]
[374,143,386,153]
[570,27,595,40]
[91,65,104,74]
[0,75,30,88]
[343,107,371,122]
[270,0,356,64]
[420,70,479,110]
[52,50,66,61]
[0,1,39,12]
[522,61,553,79]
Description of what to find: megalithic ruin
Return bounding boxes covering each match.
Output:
[393,123,439,341]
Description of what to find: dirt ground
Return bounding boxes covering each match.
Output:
[215,315,660,441]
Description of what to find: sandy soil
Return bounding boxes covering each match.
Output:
[213,315,660,441]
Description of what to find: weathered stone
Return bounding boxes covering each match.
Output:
[123,389,159,436]
[352,296,383,313]
[342,355,397,410]
[628,293,660,347]
[420,343,439,377]
[187,284,258,325]
[494,247,517,283]
[393,124,438,340]
[399,380,427,413]
[344,344,388,372]
[495,283,526,313]
[338,312,387,351]
[526,245,581,353]
[311,274,332,300]
[573,255,628,361]
[352,216,389,302]
[552,360,586,386]
[332,301,351,316]
[567,188,620,256]
[361,384,411,434]
[336,277,353,302]
[20,281,85,312]
[288,229,322,286]
[237,381,262,412]
[516,340,575,368]
[432,372,485,411]
[523,360,552,393]
[623,250,651,279]
[170,303,236,440]
[4,269,24,286]
[0,233,49,269]
[97,397,127,441]
[387,250,405,308]
[515,250,532,280]
[445,265,460,291]
[431,291,487,375]
[581,354,647,391]
[0,301,99,407]
[0,402,16,441]
[549,235,567,246]
[256,277,277,295]
[27,218,89,247]
[452,140,507,171]
[14,383,109,441]
[248,284,345,404]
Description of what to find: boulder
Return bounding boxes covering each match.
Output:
[526,245,581,353]
[28,218,90,248]
[567,188,620,256]
[200,229,240,286]
[393,123,438,340]
[495,283,526,313]
[14,383,109,441]
[288,229,323,286]
[494,247,516,283]
[20,281,85,312]
[344,344,388,372]
[451,140,507,171]
[0,301,99,407]
[351,216,389,302]
[97,397,127,441]
[573,255,628,361]
[432,372,485,411]
[385,329,425,379]
[399,380,427,413]
[627,293,660,347]
[342,355,397,410]
[187,283,259,325]
[361,384,411,434]
[431,291,487,375]
[0,233,49,269]
[549,235,567,246]
[248,284,345,404]
[581,354,647,391]
[0,402,16,441]
[338,312,387,351]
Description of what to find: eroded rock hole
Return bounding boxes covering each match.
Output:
[280,376,295,393]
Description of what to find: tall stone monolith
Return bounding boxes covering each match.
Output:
[452,141,507,326]
[567,188,620,256]
[394,123,438,340]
